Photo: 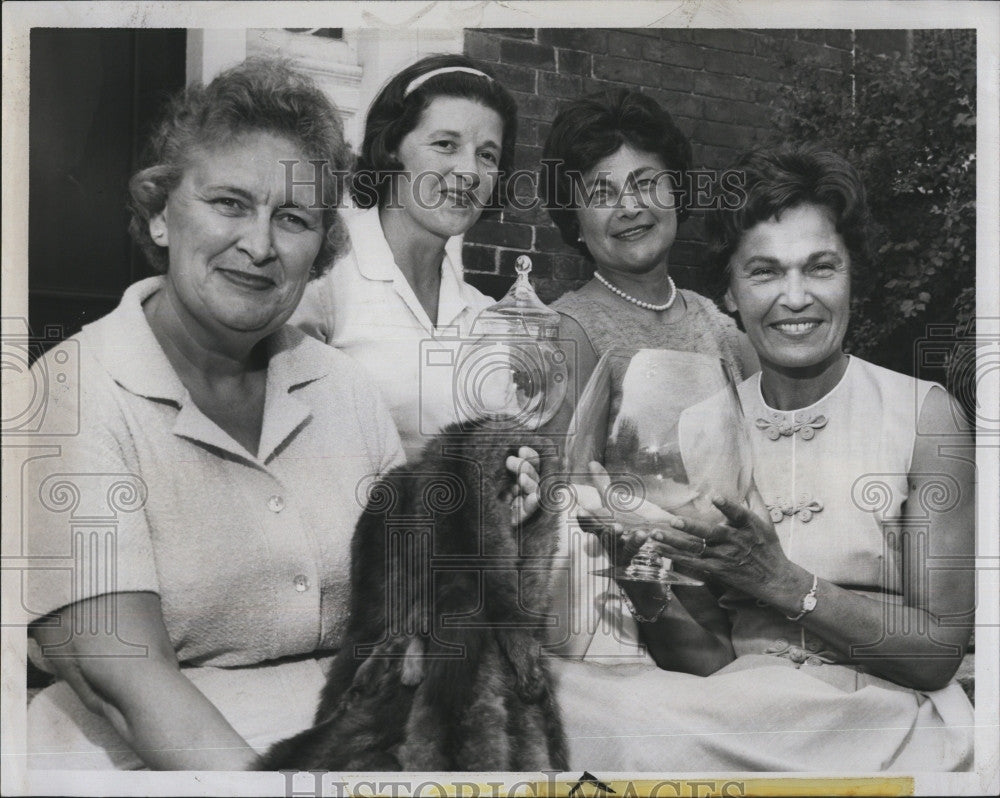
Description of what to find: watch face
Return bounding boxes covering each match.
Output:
[803,595,818,612]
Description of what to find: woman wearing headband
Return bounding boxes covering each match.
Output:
[292,54,520,459]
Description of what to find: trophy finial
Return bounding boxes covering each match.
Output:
[515,254,532,275]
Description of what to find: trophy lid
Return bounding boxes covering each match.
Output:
[473,255,561,338]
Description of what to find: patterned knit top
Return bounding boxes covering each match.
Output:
[552,282,756,383]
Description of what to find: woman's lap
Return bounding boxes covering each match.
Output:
[27,656,328,770]
[553,656,974,772]
[27,651,973,772]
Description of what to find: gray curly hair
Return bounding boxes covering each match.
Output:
[127,57,351,278]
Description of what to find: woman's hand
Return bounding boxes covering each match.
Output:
[564,462,736,673]
[568,461,680,557]
[646,494,797,598]
[507,446,541,524]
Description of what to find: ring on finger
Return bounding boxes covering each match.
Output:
[695,537,707,557]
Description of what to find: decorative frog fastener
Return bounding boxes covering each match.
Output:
[755,411,828,441]
[766,495,824,524]
[764,637,838,668]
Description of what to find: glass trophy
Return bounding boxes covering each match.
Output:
[567,348,753,586]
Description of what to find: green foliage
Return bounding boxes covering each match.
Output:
[774,30,976,402]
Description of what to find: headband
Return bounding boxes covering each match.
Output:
[403,66,493,98]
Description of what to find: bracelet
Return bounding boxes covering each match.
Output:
[785,574,819,622]
[619,586,670,623]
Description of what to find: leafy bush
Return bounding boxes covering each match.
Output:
[774,30,976,417]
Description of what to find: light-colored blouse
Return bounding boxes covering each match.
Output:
[290,207,496,460]
[25,276,405,667]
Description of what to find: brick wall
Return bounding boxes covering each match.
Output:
[461,28,857,303]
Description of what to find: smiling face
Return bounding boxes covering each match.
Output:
[391,96,503,241]
[148,132,324,338]
[724,202,851,377]
[575,144,678,275]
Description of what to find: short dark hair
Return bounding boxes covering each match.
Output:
[540,89,693,256]
[351,54,518,209]
[703,144,873,299]
[127,57,351,277]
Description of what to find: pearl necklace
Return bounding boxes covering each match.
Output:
[594,271,677,312]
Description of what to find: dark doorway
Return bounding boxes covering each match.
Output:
[28,28,187,352]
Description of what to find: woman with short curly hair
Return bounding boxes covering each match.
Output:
[543,89,759,391]
[563,144,974,772]
[24,57,403,771]
[702,144,874,301]
[128,56,352,277]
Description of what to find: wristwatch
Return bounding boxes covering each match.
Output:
[786,574,819,622]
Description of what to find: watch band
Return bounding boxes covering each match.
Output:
[786,574,819,622]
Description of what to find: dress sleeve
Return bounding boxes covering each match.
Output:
[22,343,160,624]
[289,274,335,345]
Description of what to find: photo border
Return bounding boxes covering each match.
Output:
[2,2,997,795]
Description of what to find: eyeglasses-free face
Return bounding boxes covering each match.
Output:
[390,96,504,242]
[724,202,851,380]
[149,132,325,338]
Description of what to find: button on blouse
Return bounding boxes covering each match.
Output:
[268,495,286,513]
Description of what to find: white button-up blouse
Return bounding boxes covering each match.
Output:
[290,207,497,460]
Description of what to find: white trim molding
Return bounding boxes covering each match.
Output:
[186,27,465,150]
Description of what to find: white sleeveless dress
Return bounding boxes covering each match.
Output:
[551,356,974,771]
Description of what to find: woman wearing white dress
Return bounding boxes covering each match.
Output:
[562,144,975,771]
